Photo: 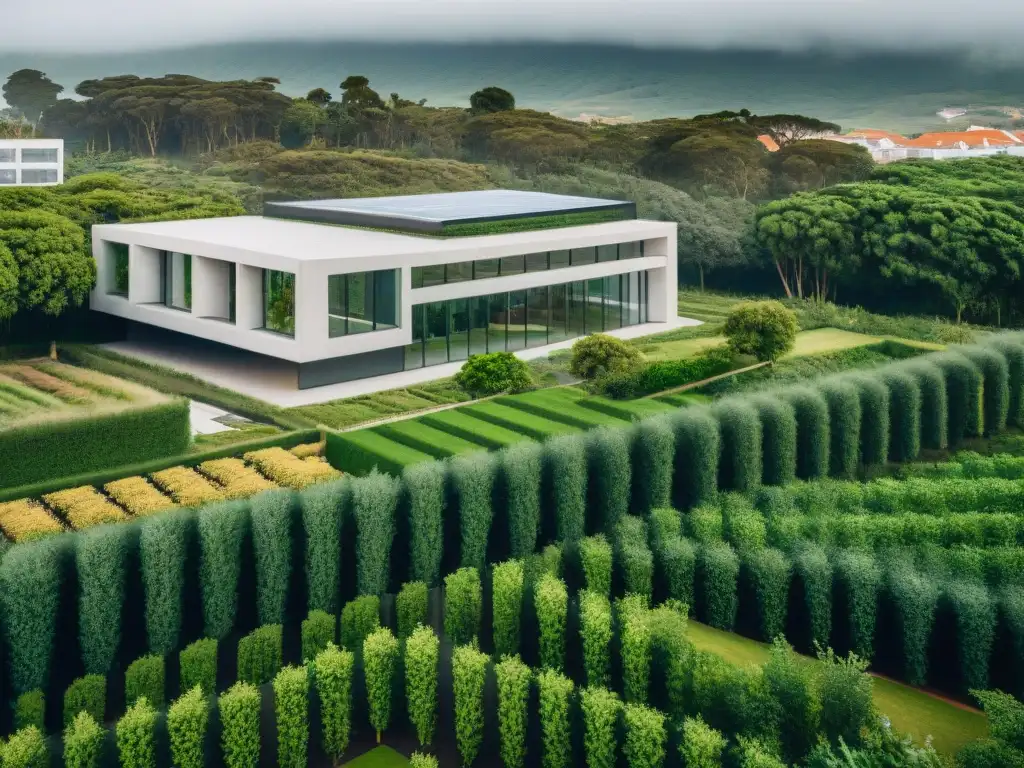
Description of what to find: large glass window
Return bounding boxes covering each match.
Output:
[162,251,192,311]
[571,247,596,266]
[228,266,236,323]
[474,259,499,280]
[21,169,58,184]
[20,148,58,163]
[263,269,295,336]
[499,255,525,276]
[526,286,549,348]
[598,244,618,263]
[525,253,549,273]
[549,250,571,270]
[109,243,129,296]
[620,241,642,260]
[404,271,650,370]
[327,269,398,337]
[0,170,15,185]
[413,264,445,289]
[446,261,473,283]
[0,149,15,162]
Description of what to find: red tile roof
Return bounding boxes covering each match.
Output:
[845,129,908,144]
[757,134,780,152]
[904,129,1021,149]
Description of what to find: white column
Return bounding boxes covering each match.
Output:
[193,256,231,319]
[294,264,326,347]
[129,245,162,303]
[236,264,264,330]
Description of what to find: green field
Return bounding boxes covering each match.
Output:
[374,419,485,459]
[641,327,884,363]
[342,747,409,768]
[420,408,531,450]
[686,621,988,757]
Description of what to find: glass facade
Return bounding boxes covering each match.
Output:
[0,149,15,162]
[410,241,644,288]
[327,269,399,337]
[161,251,192,311]
[20,169,58,184]
[263,269,295,336]
[109,243,129,295]
[20,148,58,163]
[404,270,650,370]
[0,170,15,185]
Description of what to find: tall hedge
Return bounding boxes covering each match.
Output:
[580,535,613,597]
[498,440,543,560]
[750,396,797,487]
[116,698,157,768]
[623,704,666,768]
[934,353,983,445]
[219,683,261,768]
[833,550,882,660]
[396,581,429,640]
[632,417,675,513]
[313,644,354,762]
[126,654,165,709]
[351,471,400,596]
[197,499,249,640]
[879,370,922,463]
[620,609,651,704]
[846,374,890,466]
[237,624,282,686]
[581,686,620,768]
[963,346,1011,436]
[886,565,938,686]
[168,687,209,768]
[782,387,830,480]
[302,610,336,662]
[615,516,654,601]
[363,627,399,741]
[453,644,488,767]
[713,400,762,492]
[743,548,792,641]
[669,408,720,510]
[495,655,531,768]
[818,378,862,479]
[536,574,568,671]
[945,580,997,691]
[64,712,105,768]
[77,523,130,674]
[0,399,190,489]
[990,335,1024,427]
[680,716,727,768]
[180,638,217,695]
[492,559,525,657]
[901,360,948,451]
[139,508,192,655]
[792,543,832,651]
[3,725,49,768]
[586,426,632,533]
[403,460,445,586]
[544,433,587,546]
[445,567,482,646]
[450,452,498,571]
[341,595,380,652]
[250,489,296,626]
[698,542,740,631]
[580,591,613,687]
[658,536,696,610]
[64,674,106,726]
[405,625,439,747]
[273,666,309,768]
[537,669,574,768]
[301,478,348,613]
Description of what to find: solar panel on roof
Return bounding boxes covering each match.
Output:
[263,189,635,232]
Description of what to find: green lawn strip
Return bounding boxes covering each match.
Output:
[579,395,676,421]
[420,409,530,450]
[190,424,282,451]
[460,401,580,441]
[0,375,66,409]
[685,621,986,756]
[325,429,435,476]
[341,746,409,768]
[373,419,485,459]
[497,388,625,429]
[654,393,711,407]
[63,344,314,429]
[291,401,387,430]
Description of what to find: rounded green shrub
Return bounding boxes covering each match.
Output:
[569,334,642,379]
[698,542,740,631]
[219,682,261,768]
[363,627,399,742]
[536,574,568,671]
[537,669,574,768]
[880,369,922,463]
[450,451,498,571]
[455,351,532,395]
[341,595,380,652]
[581,687,620,768]
[713,400,762,492]
[3,726,49,768]
[669,407,721,510]
[302,609,336,662]
[901,360,948,451]
[623,703,667,768]
[168,686,210,768]
[405,625,439,747]
[64,712,104,768]
[586,426,632,533]
[615,516,654,600]
[723,300,797,362]
[544,433,587,546]
[403,461,445,586]
[818,378,862,479]
[680,716,727,768]
[452,644,488,767]
[444,567,482,646]
[180,637,218,698]
[116,698,157,768]
[961,346,1010,436]
[313,644,354,762]
[580,590,613,687]
[492,559,525,656]
[782,386,830,480]
[396,581,429,641]
[125,654,164,710]
[631,417,675,513]
[500,440,543,559]
[237,624,282,686]
[495,655,531,768]
[14,691,45,732]
[301,478,348,615]
[197,499,248,640]
[580,535,614,596]
[846,373,890,466]
[64,673,106,727]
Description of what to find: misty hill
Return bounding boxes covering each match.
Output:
[3,42,1023,134]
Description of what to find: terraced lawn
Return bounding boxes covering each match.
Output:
[641,328,885,363]
[686,621,987,757]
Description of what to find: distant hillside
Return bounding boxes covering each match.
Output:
[3,42,1024,134]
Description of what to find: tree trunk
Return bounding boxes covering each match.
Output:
[774,259,794,298]
[699,264,705,292]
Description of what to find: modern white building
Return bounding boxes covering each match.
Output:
[0,138,63,186]
[90,190,678,389]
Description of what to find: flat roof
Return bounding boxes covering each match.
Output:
[94,215,670,263]
[263,190,635,231]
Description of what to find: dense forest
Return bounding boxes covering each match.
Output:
[2,67,1023,333]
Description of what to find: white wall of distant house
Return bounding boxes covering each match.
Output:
[0,138,64,186]
[90,218,678,365]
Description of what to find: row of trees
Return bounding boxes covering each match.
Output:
[755,156,1024,325]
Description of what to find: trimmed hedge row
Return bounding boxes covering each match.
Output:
[0,399,191,492]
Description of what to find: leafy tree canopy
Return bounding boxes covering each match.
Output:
[469,86,515,114]
[2,69,63,123]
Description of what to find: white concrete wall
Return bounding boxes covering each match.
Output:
[90,218,678,364]
[129,245,163,303]
[193,256,231,319]
[0,139,64,186]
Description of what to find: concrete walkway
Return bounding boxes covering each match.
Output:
[104,316,702,408]
[189,400,235,435]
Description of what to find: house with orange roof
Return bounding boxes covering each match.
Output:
[904,129,1021,150]
[756,134,780,152]
[817,126,1024,163]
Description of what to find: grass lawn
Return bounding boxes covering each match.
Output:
[641,328,885,363]
[342,746,409,768]
[685,621,988,756]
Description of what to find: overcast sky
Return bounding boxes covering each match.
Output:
[3,0,1023,57]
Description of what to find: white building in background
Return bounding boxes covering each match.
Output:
[89,190,678,390]
[0,139,63,186]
